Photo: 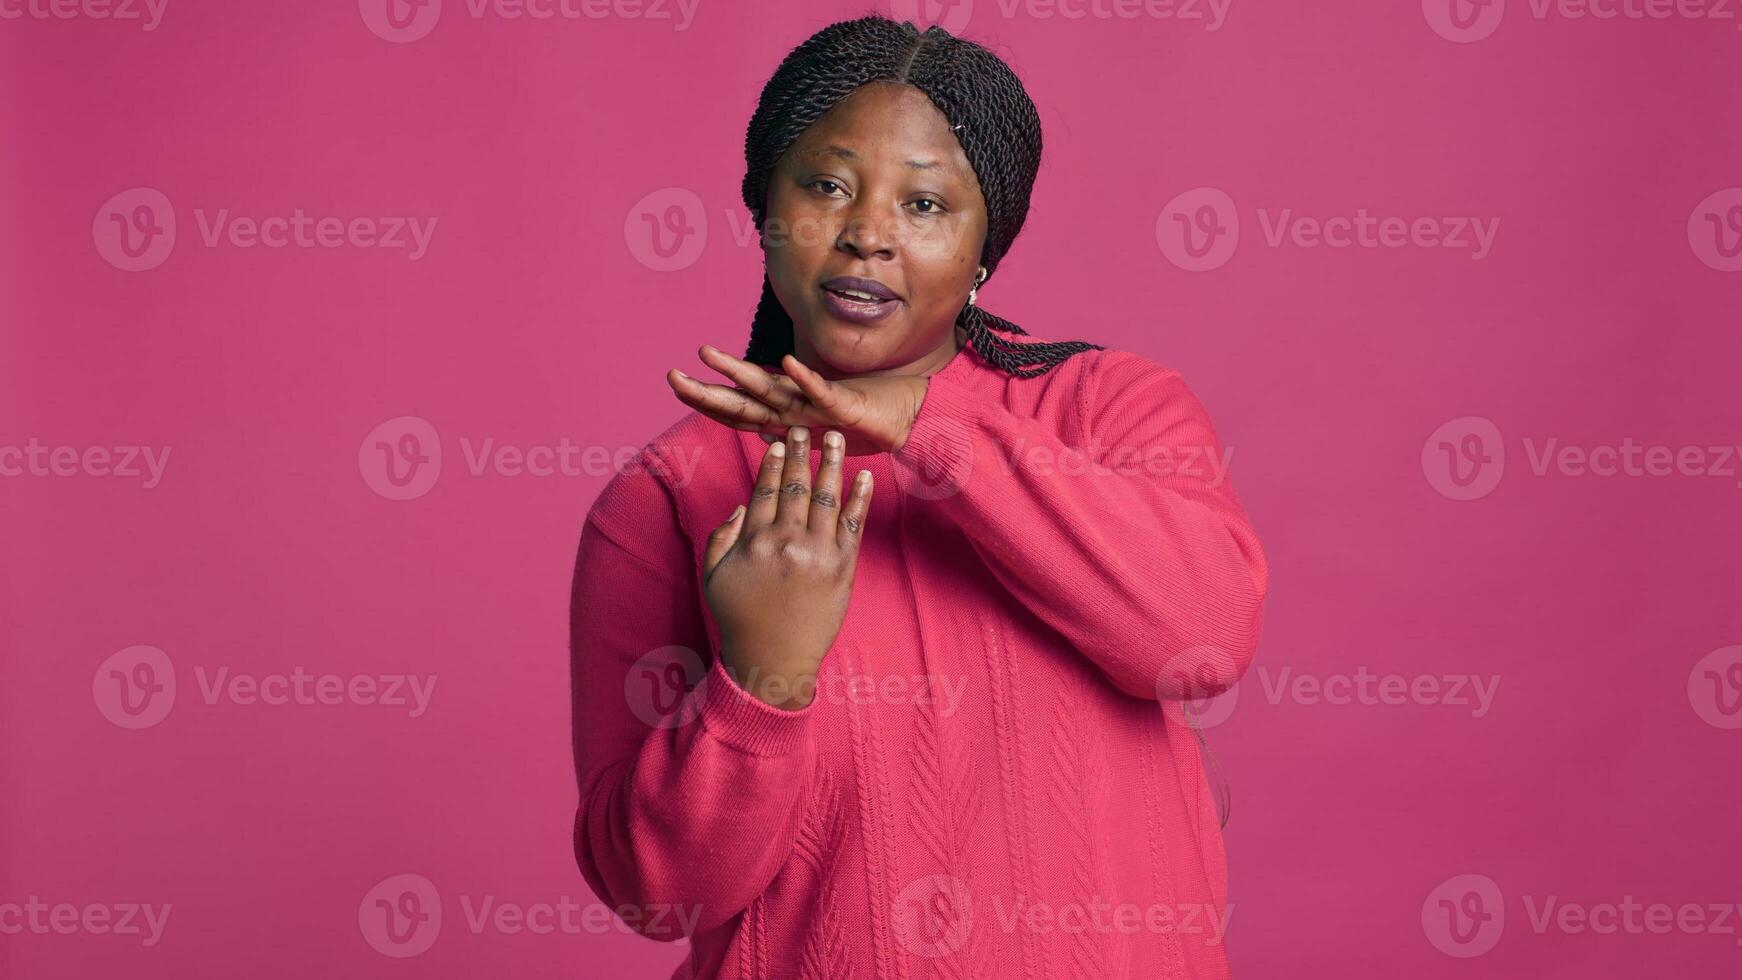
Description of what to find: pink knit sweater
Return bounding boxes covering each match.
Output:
[570,330,1269,979]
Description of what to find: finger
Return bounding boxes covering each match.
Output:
[667,370,781,428]
[836,468,873,553]
[699,345,803,412]
[745,438,785,529]
[781,354,852,416]
[703,505,746,578]
[774,425,813,527]
[808,430,845,533]
[691,402,765,434]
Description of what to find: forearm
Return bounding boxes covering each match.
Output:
[574,656,817,937]
[894,355,1268,699]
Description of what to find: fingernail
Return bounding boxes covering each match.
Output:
[674,370,689,380]
[826,430,843,449]
[771,442,785,457]
[791,425,809,440]
[732,504,745,520]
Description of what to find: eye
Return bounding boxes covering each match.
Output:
[806,179,846,196]
[910,197,946,215]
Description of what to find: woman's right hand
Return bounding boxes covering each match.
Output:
[702,425,874,709]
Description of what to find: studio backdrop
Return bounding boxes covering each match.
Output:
[4,1,1739,977]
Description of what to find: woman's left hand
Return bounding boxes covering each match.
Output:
[667,344,928,456]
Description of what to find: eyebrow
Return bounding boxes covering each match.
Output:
[804,144,942,171]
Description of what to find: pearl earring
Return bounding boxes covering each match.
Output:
[967,266,988,307]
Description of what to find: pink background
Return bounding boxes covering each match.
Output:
[5,0,1740,976]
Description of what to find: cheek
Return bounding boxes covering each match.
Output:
[763,209,842,268]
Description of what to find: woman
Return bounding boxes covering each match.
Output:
[570,14,1268,978]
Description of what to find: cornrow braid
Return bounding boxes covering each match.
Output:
[740,14,1102,379]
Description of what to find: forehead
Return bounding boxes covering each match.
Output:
[785,83,975,181]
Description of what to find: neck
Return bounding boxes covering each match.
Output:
[797,324,967,381]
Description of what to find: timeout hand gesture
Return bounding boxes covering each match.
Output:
[668,345,928,456]
[701,425,874,710]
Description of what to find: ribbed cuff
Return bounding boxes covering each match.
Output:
[893,367,984,491]
[699,654,816,758]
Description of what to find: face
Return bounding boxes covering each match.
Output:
[761,81,989,380]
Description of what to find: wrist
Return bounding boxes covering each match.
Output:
[890,375,929,455]
[721,651,819,710]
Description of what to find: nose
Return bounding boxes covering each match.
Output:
[834,203,896,260]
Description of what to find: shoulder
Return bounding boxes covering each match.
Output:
[583,408,741,546]
[973,327,1187,415]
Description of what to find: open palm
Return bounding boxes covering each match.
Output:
[667,344,928,456]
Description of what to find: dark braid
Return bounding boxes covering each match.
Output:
[740,14,1102,379]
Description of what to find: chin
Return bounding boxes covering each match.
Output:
[804,321,902,374]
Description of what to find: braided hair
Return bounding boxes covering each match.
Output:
[740,14,1102,379]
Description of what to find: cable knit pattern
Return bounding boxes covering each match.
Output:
[795,765,855,980]
[1045,671,1116,978]
[904,675,988,979]
[981,614,1041,980]
[569,331,1268,978]
[841,643,905,980]
[1138,720,1188,979]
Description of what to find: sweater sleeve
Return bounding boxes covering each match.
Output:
[892,349,1269,701]
[569,455,818,940]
